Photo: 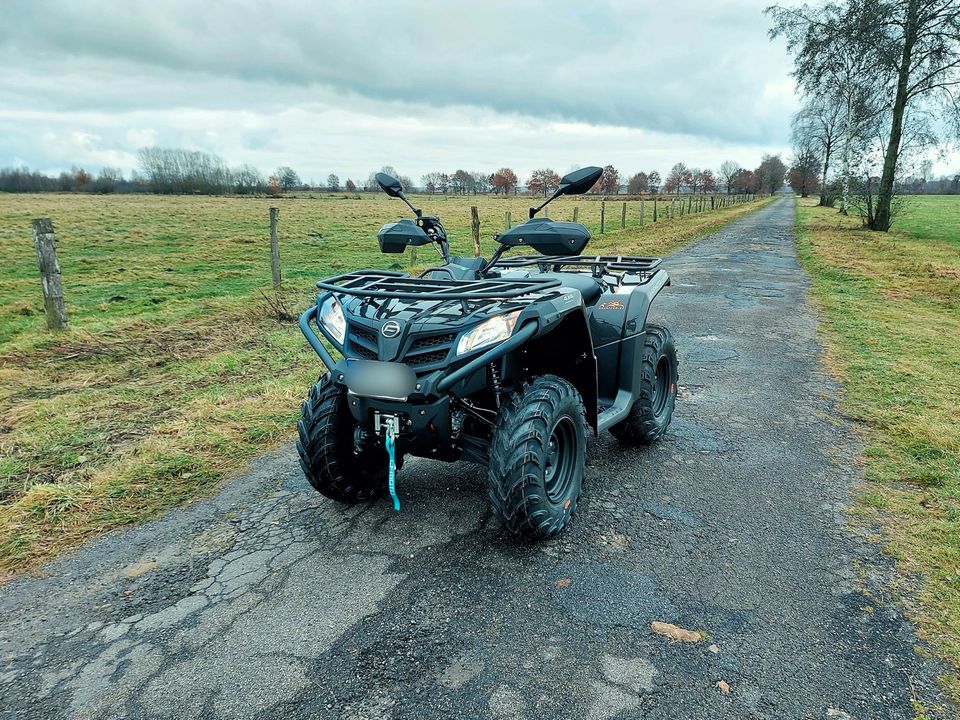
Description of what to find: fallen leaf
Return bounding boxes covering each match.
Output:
[555,578,571,588]
[121,561,157,578]
[716,679,731,694]
[708,644,719,653]
[650,621,702,643]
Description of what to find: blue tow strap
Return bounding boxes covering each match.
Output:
[385,429,400,511]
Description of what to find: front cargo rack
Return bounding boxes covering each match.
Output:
[492,254,662,277]
[316,269,562,300]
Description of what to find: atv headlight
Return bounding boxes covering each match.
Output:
[318,297,346,345]
[456,311,521,355]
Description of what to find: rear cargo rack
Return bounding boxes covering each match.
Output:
[316,269,561,300]
[492,254,662,277]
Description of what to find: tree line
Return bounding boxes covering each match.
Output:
[1,150,787,197]
[770,0,960,230]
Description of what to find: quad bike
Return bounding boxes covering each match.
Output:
[297,166,678,539]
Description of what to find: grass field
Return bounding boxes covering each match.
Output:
[795,195,960,699]
[0,191,770,574]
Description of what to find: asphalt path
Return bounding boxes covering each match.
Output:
[0,196,948,719]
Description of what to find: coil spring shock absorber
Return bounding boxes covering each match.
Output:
[489,363,502,408]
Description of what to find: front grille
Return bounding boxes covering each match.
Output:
[351,344,378,360]
[351,325,378,345]
[348,323,379,360]
[409,333,455,351]
[406,349,449,366]
[402,332,455,367]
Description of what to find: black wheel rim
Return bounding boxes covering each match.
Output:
[544,416,577,504]
[652,355,671,417]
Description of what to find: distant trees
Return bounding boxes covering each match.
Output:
[327,173,340,191]
[451,169,474,194]
[627,172,649,194]
[697,169,717,193]
[788,147,822,197]
[665,163,691,194]
[276,166,301,191]
[730,168,759,194]
[234,164,265,195]
[138,148,233,194]
[597,165,621,194]
[755,154,788,194]
[345,179,357,192]
[718,161,741,194]
[491,168,518,195]
[527,168,561,197]
[647,171,662,194]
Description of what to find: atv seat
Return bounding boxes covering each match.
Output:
[536,272,604,304]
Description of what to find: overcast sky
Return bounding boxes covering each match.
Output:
[2,0,811,184]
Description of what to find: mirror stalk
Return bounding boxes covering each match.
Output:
[398,191,422,218]
[529,189,561,219]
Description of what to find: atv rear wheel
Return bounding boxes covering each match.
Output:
[296,375,394,502]
[488,375,587,540]
[610,323,678,446]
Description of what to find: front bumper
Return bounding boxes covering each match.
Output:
[299,303,538,396]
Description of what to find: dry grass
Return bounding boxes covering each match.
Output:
[0,191,772,575]
[795,195,960,701]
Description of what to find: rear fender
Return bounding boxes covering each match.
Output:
[617,269,670,396]
[589,268,670,403]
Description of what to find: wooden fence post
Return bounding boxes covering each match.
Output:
[653,198,658,222]
[269,207,281,287]
[504,210,512,230]
[600,201,606,233]
[471,206,481,256]
[640,199,645,226]
[687,195,693,214]
[670,198,675,219]
[572,206,579,222]
[620,202,626,229]
[410,247,418,266]
[32,218,68,330]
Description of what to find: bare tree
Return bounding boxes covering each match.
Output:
[276,166,301,191]
[793,94,843,205]
[235,164,265,195]
[719,160,741,194]
[788,146,822,197]
[527,168,561,196]
[870,0,960,230]
[597,165,620,194]
[627,172,649,194]
[768,2,885,214]
[647,171,662,194]
[665,162,690,194]
[326,173,340,191]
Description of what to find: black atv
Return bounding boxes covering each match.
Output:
[297,166,678,539]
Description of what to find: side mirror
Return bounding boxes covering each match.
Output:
[376,172,404,197]
[556,166,603,196]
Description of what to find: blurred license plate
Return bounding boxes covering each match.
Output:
[343,360,417,401]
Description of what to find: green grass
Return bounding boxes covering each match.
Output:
[0,191,771,574]
[795,195,960,701]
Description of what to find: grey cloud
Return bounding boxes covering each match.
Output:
[1,0,794,145]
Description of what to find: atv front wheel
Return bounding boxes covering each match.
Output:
[610,323,678,446]
[296,375,394,502]
[488,375,587,540]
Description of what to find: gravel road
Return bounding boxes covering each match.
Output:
[0,196,948,719]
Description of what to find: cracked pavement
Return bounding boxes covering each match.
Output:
[0,197,949,719]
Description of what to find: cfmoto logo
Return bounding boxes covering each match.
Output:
[381,320,401,338]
